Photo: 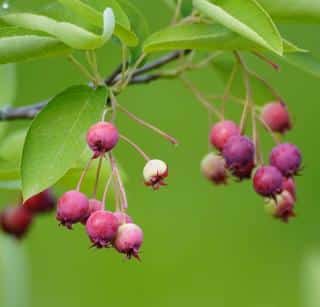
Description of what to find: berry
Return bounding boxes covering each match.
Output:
[270,143,302,176]
[0,206,33,239]
[209,120,240,151]
[265,191,296,223]
[253,166,283,197]
[81,199,104,224]
[56,190,89,229]
[86,121,119,158]
[113,211,133,226]
[222,136,255,179]
[143,159,168,189]
[86,210,119,248]
[200,153,227,184]
[23,189,55,214]
[113,223,143,260]
[261,101,292,134]
[282,177,296,200]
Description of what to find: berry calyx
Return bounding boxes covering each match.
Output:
[0,206,33,239]
[86,121,119,158]
[253,166,283,197]
[56,190,89,229]
[81,199,104,224]
[86,210,119,248]
[270,143,302,176]
[23,189,55,214]
[209,120,240,151]
[113,211,133,226]
[222,136,255,179]
[143,159,168,189]
[113,223,143,260]
[261,101,292,134]
[200,153,227,185]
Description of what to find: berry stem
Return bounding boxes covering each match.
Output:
[121,42,128,82]
[67,55,97,85]
[102,170,114,208]
[251,51,280,71]
[76,158,93,192]
[119,134,150,161]
[109,90,117,123]
[93,156,103,198]
[108,153,128,210]
[116,103,179,145]
[259,115,281,144]
[221,63,238,116]
[171,0,182,24]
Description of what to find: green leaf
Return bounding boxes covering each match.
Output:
[0,64,16,106]
[0,26,70,64]
[258,0,320,23]
[0,129,26,165]
[0,7,115,50]
[193,0,283,55]
[58,0,138,46]
[21,85,106,200]
[143,23,297,54]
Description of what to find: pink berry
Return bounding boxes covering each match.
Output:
[86,121,119,158]
[200,153,227,184]
[23,189,55,214]
[0,206,33,239]
[113,211,133,226]
[86,210,119,248]
[270,143,302,176]
[261,101,292,134]
[113,223,143,260]
[143,159,168,190]
[282,177,296,200]
[56,190,89,229]
[253,166,283,197]
[209,120,240,151]
[222,136,255,179]
[81,199,104,224]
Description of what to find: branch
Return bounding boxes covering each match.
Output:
[0,50,190,121]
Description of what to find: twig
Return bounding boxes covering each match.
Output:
[119,134,150,161]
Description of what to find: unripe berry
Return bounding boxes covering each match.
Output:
[200,153,227,184]
[282,177,296,200]
[113,223,143,260]
[113,211,133,226]
[86,210,119,248]
[209,120,240,151]
[56,190,89,229]
[23,189,55,214]
[253,166,283,197]
[222,136,255,179]
[86,122,119,158]
[0,206,33,239]
[143,159,168,189]
[265,191,295,223]
[81,199,104,224]
[270,143,302,176]
[261,101,292,134]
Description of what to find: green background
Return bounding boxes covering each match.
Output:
[1,1,320,307]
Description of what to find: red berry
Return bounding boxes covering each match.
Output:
[113,211,133,226]
[113,223,143,260]
[81,199,104,224]
[23,189,55,214]
[86,210,119,248]
[282,177,296,200]
[200,153,228,184]
[56,190,89,229]
[261,101,292,134]
[209,120,240,151]
[253,166,283,197]
[0,206,33,239]
[86,122,119,158]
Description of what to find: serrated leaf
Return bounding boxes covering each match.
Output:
[0,26,70,64]
[21,85,106,200]
[0,7,115,50]
[193,0,283,55]
[58,0,138,46]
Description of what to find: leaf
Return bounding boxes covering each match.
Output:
[143,23,297,54]
[21,85,106,200]
[0,7,115,50]
[0,64,16,106]
[192,0,283,55]
[58,0,138,46]
[0,129,26,165]
[258,0,320,23]
[0,26,70,64]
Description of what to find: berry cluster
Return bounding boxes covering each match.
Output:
[202,101,301,223]
[0,189,55,239]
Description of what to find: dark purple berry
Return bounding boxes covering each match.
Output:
[253,166,283,197]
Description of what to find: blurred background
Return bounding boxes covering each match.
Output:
[0,1,319,307]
